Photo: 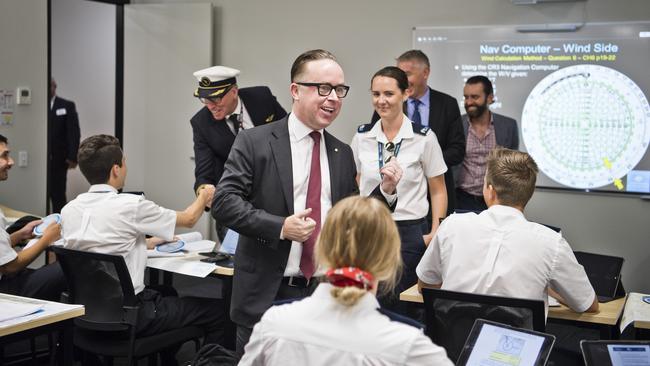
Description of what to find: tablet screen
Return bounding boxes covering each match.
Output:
[607,344,650,366]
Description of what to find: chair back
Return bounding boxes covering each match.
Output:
[53,246,138,331]
[422,287,545,362]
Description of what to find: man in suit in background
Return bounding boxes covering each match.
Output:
[49,78,80,213]
[456,75,519,211]
[191,66,287,239]
[213,49,400,357]
[372,50,465,217]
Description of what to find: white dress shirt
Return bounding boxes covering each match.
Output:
[284,113,332,276]
[225,97,254,134]
[351,115,447,221]
[61,184,176,294]
[239,283,453,366]
[416,205,596,314]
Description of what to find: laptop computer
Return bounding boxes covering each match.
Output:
[199,229,239,267]
[581,340,650,366]
[574,251,625,303]
[456,319,555,366]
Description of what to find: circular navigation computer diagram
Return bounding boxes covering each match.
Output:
[522,64,650,189]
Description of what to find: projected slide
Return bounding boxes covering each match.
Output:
[522,65,650,189]
[414,22,650,194]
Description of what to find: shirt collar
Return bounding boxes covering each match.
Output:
[288,112,324,142]
[313,282,380,310]
[486,204,526,220]
[411,87,430,107]
[226,96,243,121]
[370,114,415,144]
[88,184,119,193]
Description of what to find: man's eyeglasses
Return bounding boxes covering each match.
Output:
[199,86,234,104]
[296,82,350,98]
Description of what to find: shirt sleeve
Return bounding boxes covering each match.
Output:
[133,198,177,241]
[416,224,445,285]
[405,332,454,366]
[421,132,448,178]
[0,229,17,267]
[548,237,597,312]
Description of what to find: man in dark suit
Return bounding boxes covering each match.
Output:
[372,50,466,217]
[456,75,519,211]
[191,66,287,197]
[213,49,401,357]
[48,78,80,213]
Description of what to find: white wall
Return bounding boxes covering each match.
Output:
[0,0,48,215]
[133,0,650,292]
[51,0,116,202]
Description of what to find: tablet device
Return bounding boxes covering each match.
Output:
[574,251,625,302]
[456,319,555,366]
[581,340,650,366]
[32,213,61,237]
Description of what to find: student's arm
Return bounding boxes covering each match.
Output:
[0,223,60,275]
[549,238,600,313]
[549,288,599,313]
[424,175,447,245]
[9,220,41,247]
[176,185,214,228]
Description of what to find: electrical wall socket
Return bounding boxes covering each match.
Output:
[18,151,28,167]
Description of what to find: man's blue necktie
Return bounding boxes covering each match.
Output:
[411,99,422,125]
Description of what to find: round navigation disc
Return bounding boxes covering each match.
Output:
[522,64,650,189]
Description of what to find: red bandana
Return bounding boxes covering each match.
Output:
[325,267,375,290]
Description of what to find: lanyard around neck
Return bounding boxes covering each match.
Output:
[377,140,402,170]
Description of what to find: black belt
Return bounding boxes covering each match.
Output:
[395,218,426,227]
[282,276,316,288]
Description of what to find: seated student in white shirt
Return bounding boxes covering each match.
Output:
[0,134,66,301]
[416,147,598,314]
[60,134,225,357]
[239,196,453,366]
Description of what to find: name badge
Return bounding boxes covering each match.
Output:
[56,108,67,116]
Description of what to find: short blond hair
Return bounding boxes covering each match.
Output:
[485,148,539,207]
[316,196,401,306]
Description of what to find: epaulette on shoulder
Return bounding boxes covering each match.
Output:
[357,123,373,133]
[411,122,429,136]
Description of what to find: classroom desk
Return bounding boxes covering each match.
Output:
[0,204,37,221]
[0,293,84,365]
[400,284,626,337]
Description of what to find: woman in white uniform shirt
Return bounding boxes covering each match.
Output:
[351,66,447,305]
[239,196,452,366]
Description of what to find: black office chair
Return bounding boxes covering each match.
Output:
[52,246,203,366]
[422,287,545,362]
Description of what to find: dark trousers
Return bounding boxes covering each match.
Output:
[235,278,318,359]
[455,188,487,212]
[0,262,66,301]
[379,219,427,317]
[136,289,226,346]
[48,158,68,213]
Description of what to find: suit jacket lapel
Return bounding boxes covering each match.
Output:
[269,117,294,213]
[428,87,436,128]
[324,130,341,202]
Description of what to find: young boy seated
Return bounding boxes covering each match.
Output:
[0,134,65,301]
[61,134,224,349]
[416,147,598,314]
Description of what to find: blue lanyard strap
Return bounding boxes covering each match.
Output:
[377,140,402,170]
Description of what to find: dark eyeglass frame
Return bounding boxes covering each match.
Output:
[296,82,350,98]
[199,85,234,104]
